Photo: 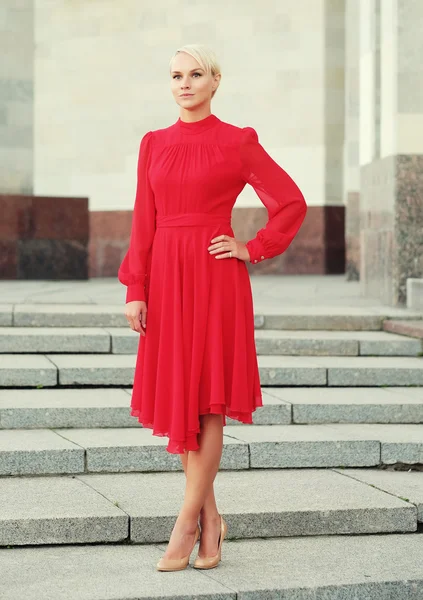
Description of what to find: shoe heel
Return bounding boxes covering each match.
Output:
[193,515,227,570]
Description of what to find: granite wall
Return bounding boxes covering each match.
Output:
[360,155,423,306]
[89,205,345,278]
[395,156,423,304]
[0,194,89,279]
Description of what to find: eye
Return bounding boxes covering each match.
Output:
[172,73,202,79]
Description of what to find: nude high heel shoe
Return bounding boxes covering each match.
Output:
[193,514,227,569]
[156,525,200,571]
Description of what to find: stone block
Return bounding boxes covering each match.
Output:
[0,305,13,326]
[0,543,229,598]
[2,534,423,598]
[228,391,292,425]
[224,424,380,468]
[263,312,382,331]
[316,423,423,466]
[0,476,127,546]
[76,468,415,545]
[0,241,17,278]
[14,304,126,327]
[407,278,423,310]
[360,155,423,306]
[335,467,423,521]
[202,534,423,599]
[269,387,423,424]
[106,328,139,354]
[383,319,423,340]
[0,429,84,475]
[0,327,111,353]
[46,354,135,386]
[359,333,422,356]
[89,210,132,278]
[317,356,423,386]
[18,239,88,279]
[52,428,249,473]
[0,388,133,429]
[258,356,327,385]
[0,194,88,280]
[0,355,57,387]
[254,330,358,356]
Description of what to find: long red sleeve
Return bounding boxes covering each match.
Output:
[240,127,307,264]
[118,131,156,303]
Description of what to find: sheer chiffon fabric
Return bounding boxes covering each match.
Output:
[118,113,307,453]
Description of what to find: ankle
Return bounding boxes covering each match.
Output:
[175,513,199,532]
[199,510,220,524]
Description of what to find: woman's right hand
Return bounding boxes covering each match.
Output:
[125,300,147,336]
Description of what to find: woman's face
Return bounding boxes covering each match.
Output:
[170,52,219,111]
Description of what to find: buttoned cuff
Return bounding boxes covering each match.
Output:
[126,282,146,303]
[245,238,267,264]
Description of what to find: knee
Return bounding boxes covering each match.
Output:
[199,413,223,428]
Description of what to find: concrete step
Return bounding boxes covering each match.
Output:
[259,355,423,386]
[0,468,420,547]
[1,387,423,429]
[1,353,423,387]
[1,327,421,356]
[0,327,112,353]
[1,533,423,600]
[2,303,422,330]
[0,423,422,475]
[384,319,423,339]
[254,329,423,356]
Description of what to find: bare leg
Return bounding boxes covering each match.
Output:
[179,424,222,557]
[162,413,223,560]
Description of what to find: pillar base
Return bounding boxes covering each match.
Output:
[0,195,89,280]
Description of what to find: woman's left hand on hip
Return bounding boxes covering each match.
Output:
[208,235,250,262]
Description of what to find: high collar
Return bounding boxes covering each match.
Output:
[176,113,220,134]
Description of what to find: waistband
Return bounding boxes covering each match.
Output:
[156,212,231,228]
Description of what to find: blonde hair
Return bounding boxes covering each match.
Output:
[169,44,221,98]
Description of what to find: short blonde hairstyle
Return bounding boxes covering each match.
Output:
[169,44,221,98]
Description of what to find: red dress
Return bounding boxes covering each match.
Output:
[118,113,307,454]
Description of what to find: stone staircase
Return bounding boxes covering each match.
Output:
[1,302,423,599]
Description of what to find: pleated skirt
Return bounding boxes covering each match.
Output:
[129,212,263,453]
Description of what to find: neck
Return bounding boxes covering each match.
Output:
[179,108,212,123]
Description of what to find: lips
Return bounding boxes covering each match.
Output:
[180,94,193,97]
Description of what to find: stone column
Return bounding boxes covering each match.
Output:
[0,0,34,194]
[343,0,360,280]
[359,0,423,305]
[0,1,89,280]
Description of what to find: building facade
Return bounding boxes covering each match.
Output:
[1,0,422,305]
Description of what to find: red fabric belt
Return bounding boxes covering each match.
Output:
[156,212,231,228]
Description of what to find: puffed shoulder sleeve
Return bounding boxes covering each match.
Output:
[118,131,156,303]
[240,126,307,264]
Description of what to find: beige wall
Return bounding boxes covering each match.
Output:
[33,0,345,211]
[0,0,34,194]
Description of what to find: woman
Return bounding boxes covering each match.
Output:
[118,44,307,572]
